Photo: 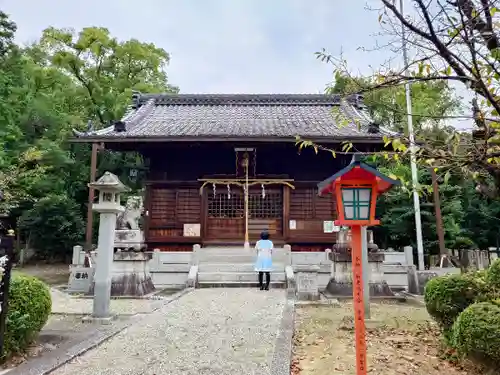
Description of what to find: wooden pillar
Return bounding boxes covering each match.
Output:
[200,187,207,242]
[143,183,152,245]
[85,142,99,250]
[283,185,290,241]
[430,168,446,257]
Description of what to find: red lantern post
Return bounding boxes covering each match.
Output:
[318,155,399,375]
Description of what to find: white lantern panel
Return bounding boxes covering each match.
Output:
[358,205,370,220]
[357,188,371,203]
[341,188,354,202]
[344,205,355,220]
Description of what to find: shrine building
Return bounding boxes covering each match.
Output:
[73,93,393,252]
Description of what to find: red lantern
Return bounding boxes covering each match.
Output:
[318,155,399,226]
[317,155,399,375]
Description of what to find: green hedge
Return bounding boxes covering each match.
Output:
[485,259,500,290]
[424,274,481,328]
[452,302,500,361]
[4,273,52,357]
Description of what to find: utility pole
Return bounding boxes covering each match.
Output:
[400,0,425,270]
[85,143,100,250]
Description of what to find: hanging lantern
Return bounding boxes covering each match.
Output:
[261,184,266,199]
[227,184,231,199]
[129,168,138,178]
[129,168,138,183]
[212,183,216,197]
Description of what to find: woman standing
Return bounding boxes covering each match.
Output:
[254,231,273,290]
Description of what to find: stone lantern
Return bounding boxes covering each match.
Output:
[88,172,129,321]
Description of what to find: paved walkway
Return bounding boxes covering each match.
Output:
[49,289,287,375]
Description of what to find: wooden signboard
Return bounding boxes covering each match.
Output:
[183,223,201,237]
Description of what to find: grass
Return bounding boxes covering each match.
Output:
[292,301,490,375]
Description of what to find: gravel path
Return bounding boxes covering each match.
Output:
[49,289,287,375]
[50,289,160,315]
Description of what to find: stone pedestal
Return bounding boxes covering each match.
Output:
[326,252,394,296]
[67,266,95,293]
[295,265,320,301]
[89,251,155,296]
[114,229,145,252]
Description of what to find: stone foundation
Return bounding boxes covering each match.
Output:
[89,251,155,297]
[295,265,320,301]
[326,252,395,297]
[114,229,146,252]
[325,280,394,296]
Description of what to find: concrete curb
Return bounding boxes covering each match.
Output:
[270,298,296,375]
[399,291,425,306]
[8,288,193,375]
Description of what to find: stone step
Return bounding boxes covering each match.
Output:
[196,254,288,264]
[197,281,286,289]
[197,271,286,283]
[198,263,285,273]
[198,247,288,256]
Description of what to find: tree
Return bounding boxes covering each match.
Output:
[18,195,84,261]
[0,17,178,258]
[38,26,178,124]
[0,10,16,58]
[329,73,460,133]
[316,0,500,196]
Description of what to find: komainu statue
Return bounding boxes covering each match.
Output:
[116,196,143,230]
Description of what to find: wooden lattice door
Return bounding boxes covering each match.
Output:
[248,187,283,239]
[206,189,245,239]
[205,186,283,241]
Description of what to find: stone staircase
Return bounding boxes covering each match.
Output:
[196,247,288,288]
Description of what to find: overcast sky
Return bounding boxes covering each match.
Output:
[1,0,394,93]
[1,0,470,127]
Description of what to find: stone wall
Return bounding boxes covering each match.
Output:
[149,250,192,288]
[290,251,332,290]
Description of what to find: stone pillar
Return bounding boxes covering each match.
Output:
[490,248,499,262]
[295,265,320,301]
[72,245,83,265]
[475,249,482,269]
[325,249,333,278]
[404,246,414,267]
[284,244,292,266]
[93,212,118,318]
[404,246,419,294]
[88,172,129,322]
[191,244,201,266]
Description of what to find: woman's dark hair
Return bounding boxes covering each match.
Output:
[260,231,270,240]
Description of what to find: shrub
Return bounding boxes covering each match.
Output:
[452,302,500,361]
[485,259,500,290]
[4,273,52,357]
[19,194,84,261]
[424,274,480,328]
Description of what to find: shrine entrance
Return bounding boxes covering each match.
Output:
[204,184,285,243]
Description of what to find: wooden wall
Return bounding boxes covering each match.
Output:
[147,186,201,249]
[141,142,354,250]
[288,186,337,242]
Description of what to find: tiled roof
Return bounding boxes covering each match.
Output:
[73,93,394,141]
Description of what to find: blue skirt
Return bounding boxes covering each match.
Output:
[254,254,273,272]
